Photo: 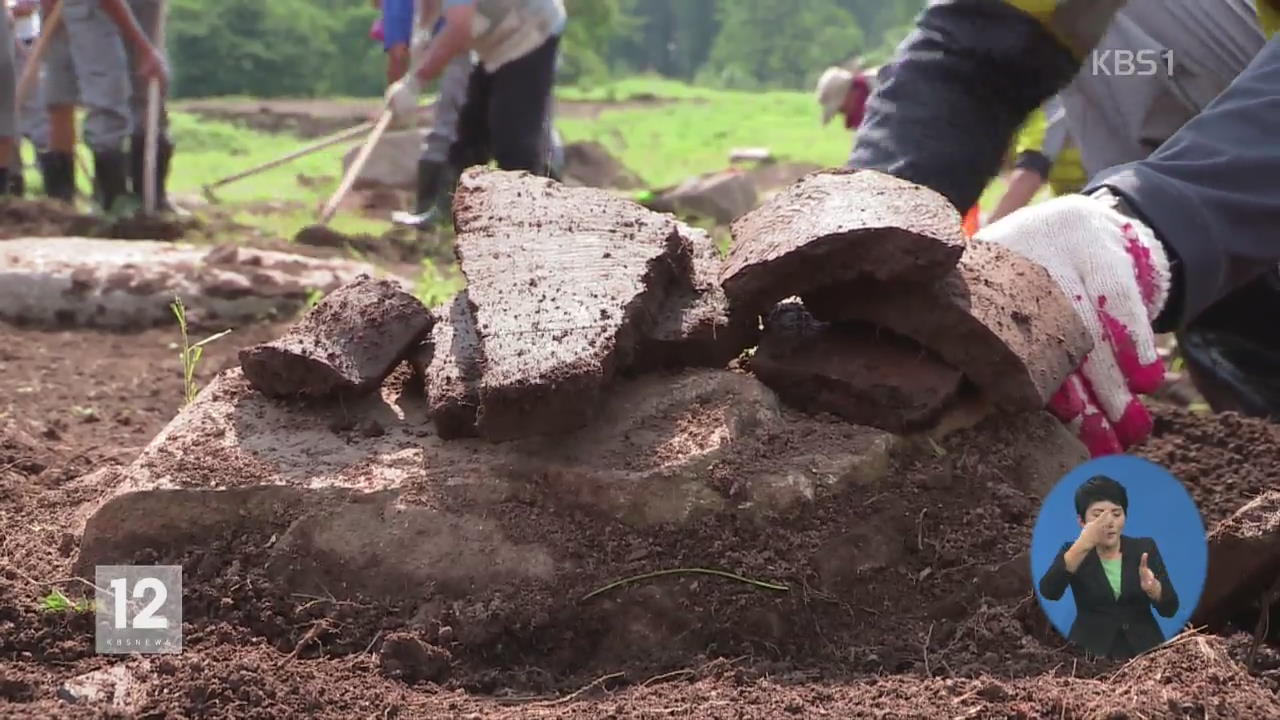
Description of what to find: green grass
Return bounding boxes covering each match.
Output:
[557,75,723,103]
[166,112,355,207]
[556,77,1015,210]
[557,83,850,189]
[10,77,1020,306]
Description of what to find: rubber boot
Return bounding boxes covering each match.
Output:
[0,167,9,197]
[156,139,177,212]
[1177,268,1280,420]
[93,148,130,214]
[8,168,24,198]
[393,158,450,228]
[435,163,461,220]
[415,157,446,215]
[38,151,76,202]
[129,134,178,213]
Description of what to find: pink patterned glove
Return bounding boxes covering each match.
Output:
[974,190,1172,456]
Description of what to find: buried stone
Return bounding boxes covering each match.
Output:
[0,238,386,329]
[452,168,691,441]
[720,169,965,314]
[805,240,1093,411]
[239,274,433,399]
[73,367,898,600]
[750,300,963,433]
[70,364,1115,675]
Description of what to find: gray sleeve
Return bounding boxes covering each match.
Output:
[1040,96,1071,164]
[846,1,1090,212]
[0,12,15,139]
[1088,37,1280,330]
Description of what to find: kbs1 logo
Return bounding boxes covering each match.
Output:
[1089,49,1174,77]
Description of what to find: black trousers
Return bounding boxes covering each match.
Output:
[448,35,560,175]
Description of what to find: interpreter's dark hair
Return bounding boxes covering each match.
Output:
[1074,475,1129,521]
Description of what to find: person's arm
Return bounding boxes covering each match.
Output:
[97,0,166,82]
[416,0,440,27]
[412,0,471,84]
[988,166,1046,223]
[1038,542,1076,601]
[1142,540,1179,618]
[847,1,1122,212]
[1088,36,1280,330]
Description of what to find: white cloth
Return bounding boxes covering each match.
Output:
[463,0,565,72]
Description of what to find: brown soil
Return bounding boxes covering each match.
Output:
[2,219,1280,717]
[0,198,196,241]
[172,97,688,139]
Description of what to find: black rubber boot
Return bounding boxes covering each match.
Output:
[0,167,9,197]
[415,157,446,215]
[8,168,24,198]
[93,148,130,213]
[1177,268,1280,420]
[38,151,76,202]
[129,135,176,212]
[435,163,461,220]
[394,159,458,229]
[156,139,175,211]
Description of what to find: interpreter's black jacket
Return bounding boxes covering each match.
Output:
[1038,535,1179,658]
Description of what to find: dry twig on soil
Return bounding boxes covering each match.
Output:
[581,567,789,601]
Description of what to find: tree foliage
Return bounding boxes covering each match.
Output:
[704,0,862,90]
[162,0,924,98]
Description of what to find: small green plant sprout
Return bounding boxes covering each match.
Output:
[303,287,325,309]
[39,589,94,614]
[414,258,464,308]
[170,296,233,406]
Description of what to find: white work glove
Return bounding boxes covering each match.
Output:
[974,190,1172,457]
[410,27,433,68]
[384,73,421,124]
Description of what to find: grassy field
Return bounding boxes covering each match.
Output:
[16,77,1015,252]
[556,78,854,189]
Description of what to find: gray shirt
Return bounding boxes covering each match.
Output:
[442,0,566,71]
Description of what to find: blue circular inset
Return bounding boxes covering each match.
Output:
[1030,455,1207,655]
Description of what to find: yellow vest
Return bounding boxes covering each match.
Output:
[1004,0,1279,56]
[1013,108,1086,196]
[1260,3,1280,36]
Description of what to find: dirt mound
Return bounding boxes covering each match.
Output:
[172,98,408,139]
[171,97,690,139]
[293,223,446,265]
[744,161,824,195]
[3,332,1280,717]
[0,198,195,241]
[0,238,397,329]
[1140,406,1280,527]
[562,141,645,189]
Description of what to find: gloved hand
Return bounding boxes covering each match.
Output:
[973,190,1172,456]
[410,26,433,66]
[384,73,421,124]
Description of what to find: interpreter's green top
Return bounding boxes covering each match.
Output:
[1100,556,1122,599]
